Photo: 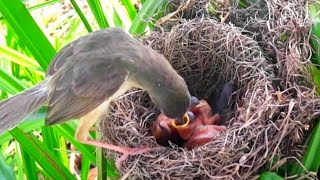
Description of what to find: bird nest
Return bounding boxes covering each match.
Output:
[100,0,319,179]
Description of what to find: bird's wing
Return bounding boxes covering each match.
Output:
[46,42,74,76]
[46,28,138,76]
[46,30,108,76]
[45,53,130,125]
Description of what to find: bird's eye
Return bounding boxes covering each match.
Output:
[185,111,195,122]
[191,96,200,107]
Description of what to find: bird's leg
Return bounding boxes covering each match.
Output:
[89,127,97,132]
[75,102,156,169]
[78,138,153,169]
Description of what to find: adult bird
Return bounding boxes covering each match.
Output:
[0,27,191,168]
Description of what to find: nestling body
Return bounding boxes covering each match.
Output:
[151,98,227,149]
[0,27,192,169]
[151,83,233,149]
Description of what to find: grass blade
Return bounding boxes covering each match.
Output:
[80,155,90,180]
[0,120,43,145]
[129,0,163,35]
[0,151,15,180]
[0,0,56,71]
[0,0,62,20]
[0,45,40,69]
[27,0,62,11]
[69,0,93,32]
[309,2,320,65]
[0,68,26,94]
[108,0,132,28]
[58,135,69,169]
[86,0,109,29]
[41,126,65,165]
[145,0,167,30]
[96,148,107,180]
[291,120,320,175]
[15,143,25,180]
[95,131,119,180]
[120,0,137,21]
[112,7,124,27]
[54,123,96,163]
[20,147,38,180]
[258,172,283,180]
[105,159,119,179]
[9,128,76,180]
[0,46,44,77]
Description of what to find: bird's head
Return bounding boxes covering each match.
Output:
[149,75,191,120]
[128,46,194,121]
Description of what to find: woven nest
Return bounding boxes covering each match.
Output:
[100,0,320,179]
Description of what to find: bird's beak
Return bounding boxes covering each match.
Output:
[190,96,200,107]
[172,113,191,127]
[195,101,207,108]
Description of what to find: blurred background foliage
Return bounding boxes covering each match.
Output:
[0,0,319,179]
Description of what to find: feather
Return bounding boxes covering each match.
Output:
[0,80,48,134]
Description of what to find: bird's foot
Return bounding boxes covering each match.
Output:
[81,139,159,169]
[115,146,155,169]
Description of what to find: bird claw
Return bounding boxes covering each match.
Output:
[115,146,163,169]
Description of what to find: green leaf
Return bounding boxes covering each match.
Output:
[86,0,109,29]
[258,172,283,180]
[120,0,137,21]
[0,152,15,180]
[0,0,56,71]
[309,2,320,65]
[311,66,320,93]
[291,119,320,175]
[0,0,63,20]
[129,0,164,35]
[109,0,131,28]
[145,0,167,30]
[9,128,76,179]
[112,7,124,27]
[96,148,107,180]
[58,135,70,169]
[15,143,25,180]
[80,155,90,180]
[0,118,44,145]
[0,45,44,74]
[96,131,119,180]
[20,147,38,180]
[27,0,62,11]
[0,68,26,94]
[54,123,96,164]
[69,0,93,32]
[41,126,66,166]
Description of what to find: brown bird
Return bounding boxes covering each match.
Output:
[0,27,191,168]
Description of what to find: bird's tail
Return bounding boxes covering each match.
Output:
[0,80,48,134]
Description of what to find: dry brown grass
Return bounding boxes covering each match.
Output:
[99,0,319,179]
